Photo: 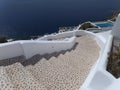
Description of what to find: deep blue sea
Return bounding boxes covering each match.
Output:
[0,0,120,39]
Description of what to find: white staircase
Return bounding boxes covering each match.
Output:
[0,35,100,90]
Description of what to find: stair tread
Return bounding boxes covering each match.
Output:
[0,66,15,90]
[24,35,100,90]
[0,35,100,90]
[5,63,47,90]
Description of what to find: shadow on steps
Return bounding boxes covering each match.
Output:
[0,56,26,66]
[22,42,78,66]
[0,42,78,66]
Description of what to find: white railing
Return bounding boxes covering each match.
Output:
[0,37,76,60]
[80,35,115,90]
[21,37,76,59]
[0,30,102,61]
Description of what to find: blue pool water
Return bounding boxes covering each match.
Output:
[95,22,114,28]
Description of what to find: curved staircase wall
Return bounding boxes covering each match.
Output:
[21,37,76,59]
[0,37,75,60]
[80,34,115,90]
[0,30,102,61]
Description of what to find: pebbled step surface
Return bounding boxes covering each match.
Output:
[5,63,47,90]
[25,35,100,90]
[0,35,100,90]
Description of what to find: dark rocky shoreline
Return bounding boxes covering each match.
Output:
[105,10,120,21]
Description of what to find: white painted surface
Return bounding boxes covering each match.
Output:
[0,30,101,61]
[0,42,24,60]
[22,37,76,59]
[106,79,120,90]
[0,37,76,60]
[98,35,113,70]
[112,14,120,39]
[89,70,114,90]
[96,31,111,43]
[80,34,115,90]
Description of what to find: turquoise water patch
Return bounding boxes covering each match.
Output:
[95,22,114,28]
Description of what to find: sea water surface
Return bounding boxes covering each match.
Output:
[0,0,120,39]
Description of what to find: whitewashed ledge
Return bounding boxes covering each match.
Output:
[0,30,103,61]
[80,13,120,90]
[0,37,75,60]
[80,34,114,90]
[0,30,103,60]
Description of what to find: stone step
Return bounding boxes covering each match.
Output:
[5,63,47,90]
[25,53,83,90]
[23,35,100,90]
[0,56,25,66]
[0,66,15,90]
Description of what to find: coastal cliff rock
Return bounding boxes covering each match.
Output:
[105,10,120,21]
[0,36,8,43]
[79,22,98,30]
